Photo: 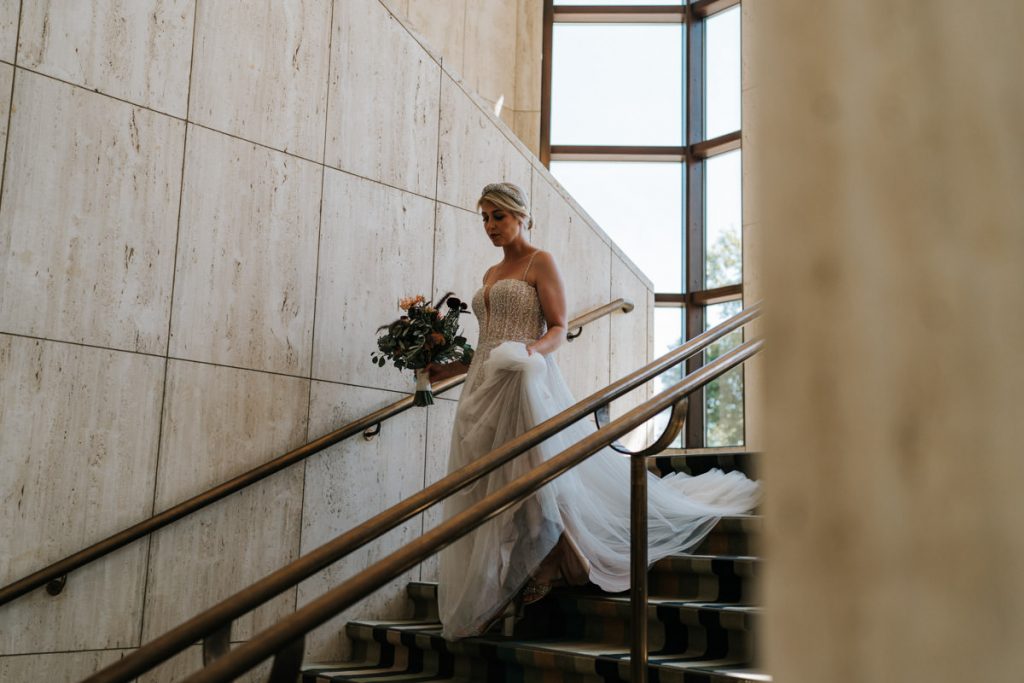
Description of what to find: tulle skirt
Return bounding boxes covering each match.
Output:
[436,341,760,640]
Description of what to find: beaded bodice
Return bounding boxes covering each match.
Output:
[465,279,546,393]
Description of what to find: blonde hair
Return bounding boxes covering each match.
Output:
[477,182,534,230]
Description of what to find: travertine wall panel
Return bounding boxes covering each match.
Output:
[514,0,543,112]
[152,360,310,507]
[327,0,440,197]
[462,1,517,112]
[0,71,183,354]
[0,63,10,178]
[0,0,653,674]
[142,360,308,640]
[397,0,543,153]
[407,0,465,74]
[169,125,321,376]
[312,170,436,391]
[756,2,1024,682]
[431,201,494,401]
[420,397,459,583]
[0,1,17,63]
[189,0,332,160]
[137,644,271,683]
[513,110,541,157]
[437,74,532,212]
[0,649,132,682]
[609,257,655,449]
[531,174,613,398]
[16,0,194,117]
[299,382,427,661]
[0,335,163,652]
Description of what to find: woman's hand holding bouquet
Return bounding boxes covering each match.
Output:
[371,292,475,406]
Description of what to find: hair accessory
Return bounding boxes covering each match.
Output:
[481,182,529,212]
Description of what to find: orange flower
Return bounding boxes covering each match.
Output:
[398,294,426,311]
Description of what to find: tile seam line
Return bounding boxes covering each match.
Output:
[296,0,338,613]
[135,0,202,650]
[5,64,443,204]
[0,0,23,223]
[0,330,437,397]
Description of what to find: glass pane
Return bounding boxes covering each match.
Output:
[704,300,744,447]
[552,24,683,146]
[654,305,685,448]
[550,161,683,293]
[704,149,742,288]
[705,6,741,139]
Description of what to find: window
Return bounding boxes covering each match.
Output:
[543,0,744,447]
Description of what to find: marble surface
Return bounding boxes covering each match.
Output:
[169,124,321,376]
[327,0,440,197]
[436,73,532,213]
[0,70,184,354]
[189,0,332,160]
[0,335,163,653]
[299,381,427,661]
[17,0,195,117]
[312,169,436,391]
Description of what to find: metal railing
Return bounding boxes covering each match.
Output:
[83,301,761,683]
[0,298,635,608]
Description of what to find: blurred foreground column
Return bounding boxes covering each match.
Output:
[750,1,1024,680]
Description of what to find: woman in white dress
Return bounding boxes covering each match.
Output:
[429,182,759,640]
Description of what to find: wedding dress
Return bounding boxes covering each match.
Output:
[436,260,760,640]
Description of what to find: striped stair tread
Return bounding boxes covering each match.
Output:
[649,555,758,602]
[652,451,760,480]
[692,516,760,557]
[405,555,759,623]
[303,618,767,683]
[403,581,757,651]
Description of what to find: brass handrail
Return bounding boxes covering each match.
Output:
[0,298,634,609]
[83,301,761,683]
[176,338,765,683]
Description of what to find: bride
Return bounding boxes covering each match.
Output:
[428,182,759,640]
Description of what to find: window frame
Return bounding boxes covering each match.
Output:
[541,0,744,448]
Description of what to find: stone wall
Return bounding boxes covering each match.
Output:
[750,1,1024,681]
[0,0,653,679]
[385,0,543,156]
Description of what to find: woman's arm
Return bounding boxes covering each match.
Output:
[526,251,568,356]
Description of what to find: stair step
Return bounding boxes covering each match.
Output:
[653,451,760,480]
[407,554,759,623]
[693,515,760,556]
[303,617,767,683]
[650,554,760,602]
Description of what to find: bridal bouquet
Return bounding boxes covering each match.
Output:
[371,292,475,406]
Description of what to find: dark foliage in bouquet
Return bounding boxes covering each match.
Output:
[371,292,474,405]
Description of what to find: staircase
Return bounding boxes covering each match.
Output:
[302,450,767,683]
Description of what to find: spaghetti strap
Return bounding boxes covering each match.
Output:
[522,251,539,281]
